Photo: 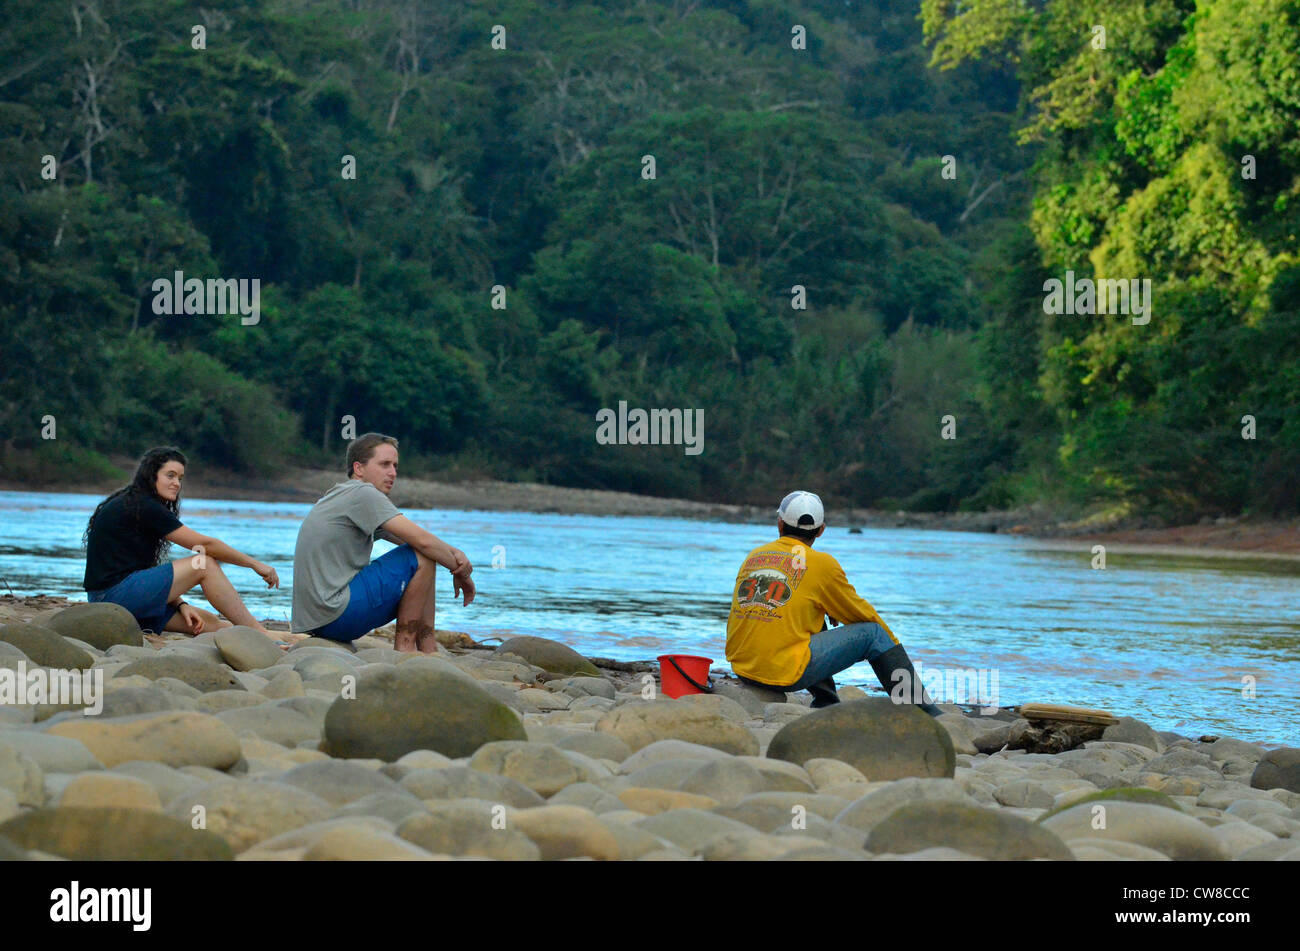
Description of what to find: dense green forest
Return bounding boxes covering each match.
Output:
[1,0,1296,519]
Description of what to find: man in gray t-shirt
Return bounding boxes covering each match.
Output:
[291,433,474,652]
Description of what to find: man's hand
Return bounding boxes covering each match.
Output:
[177,603,204,636]
[254,562,280,588]
[453,572,476,607]
[449,548,472,577]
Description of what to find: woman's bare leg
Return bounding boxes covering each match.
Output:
[162,605,231,635]
[166,556,274,636]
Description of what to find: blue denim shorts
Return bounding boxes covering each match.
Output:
[87,562,178,634]
[313,545,420,643]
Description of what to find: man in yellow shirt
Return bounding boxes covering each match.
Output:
[726,490,940,714]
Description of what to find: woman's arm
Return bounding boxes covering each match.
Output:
[165,525,278,586]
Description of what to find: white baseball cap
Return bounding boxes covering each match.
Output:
[777,490,824,529]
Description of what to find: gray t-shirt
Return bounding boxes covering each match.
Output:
[292,479,402,631]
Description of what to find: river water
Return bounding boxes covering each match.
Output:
[2,490,1297,745]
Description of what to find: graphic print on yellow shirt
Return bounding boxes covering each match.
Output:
[733,548,806,611]
[726,535,898,687]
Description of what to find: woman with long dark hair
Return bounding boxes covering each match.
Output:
[82,447,280,638]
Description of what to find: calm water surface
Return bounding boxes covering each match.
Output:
[2,490,1297,745]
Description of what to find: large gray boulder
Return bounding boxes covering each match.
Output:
[1101,716,1163,752]
[1252,748,1300,793]
[867,801,1075,860]
[319,661,526,761]
[0,623,94,670]
[0,807,232,860]
[495,636,601,677]
[765,698,955,780]
[43,603,142,650]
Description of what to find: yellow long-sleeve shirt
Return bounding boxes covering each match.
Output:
[726,534,898,686]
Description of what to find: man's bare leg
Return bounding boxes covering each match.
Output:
[395,551,437,653]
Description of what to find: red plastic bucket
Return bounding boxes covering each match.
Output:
[657,654,713,698]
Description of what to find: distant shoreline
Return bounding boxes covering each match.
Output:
[4,466,1298,560]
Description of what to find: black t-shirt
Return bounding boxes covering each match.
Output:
[83,490,184,592]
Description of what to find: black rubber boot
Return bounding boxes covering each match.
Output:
[869,644,942,716]
[806,676,840,708]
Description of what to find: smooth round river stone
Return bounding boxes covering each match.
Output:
[320,663,526,761]
[214,626,285,671]
[57,772,162,811]
[167,780,333,853]
[301,826,436,860]
[115,655,243,693]
[550,676,617,700]
[509,804,620,860]
[398,801,541,860]
[0,806,232,860]
[0,623,94,669]
[494,636,601,677]
[276,760,408,805]
[1252,748,1300,794]
[45,711,241,769]
[554,731,632,763]
[468,741,595,797]
[0,744,44,806]
[766,698,955,780]
[868,801,1074,860]
[216,705,321,747]
[677,758,768,805]
[43,603,143,650]
[1,732,104,773]
[1040,801,1228,860]
[333,792,430,825]
[400,766,545,808]
[94,684,192,719]
[1036,785,1184,822]
[834,777,974,832]
[634,808,759,854]
[595,700,759,756]
[1101,716,1163,752]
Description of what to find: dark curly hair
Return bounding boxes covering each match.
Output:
[82,447,188,567]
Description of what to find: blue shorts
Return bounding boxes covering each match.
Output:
[87,562,179,634]
[313,545,420,643]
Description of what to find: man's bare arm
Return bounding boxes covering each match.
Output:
[379,515,470,574]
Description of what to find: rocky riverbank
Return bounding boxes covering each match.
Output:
[2,600,1298,861]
